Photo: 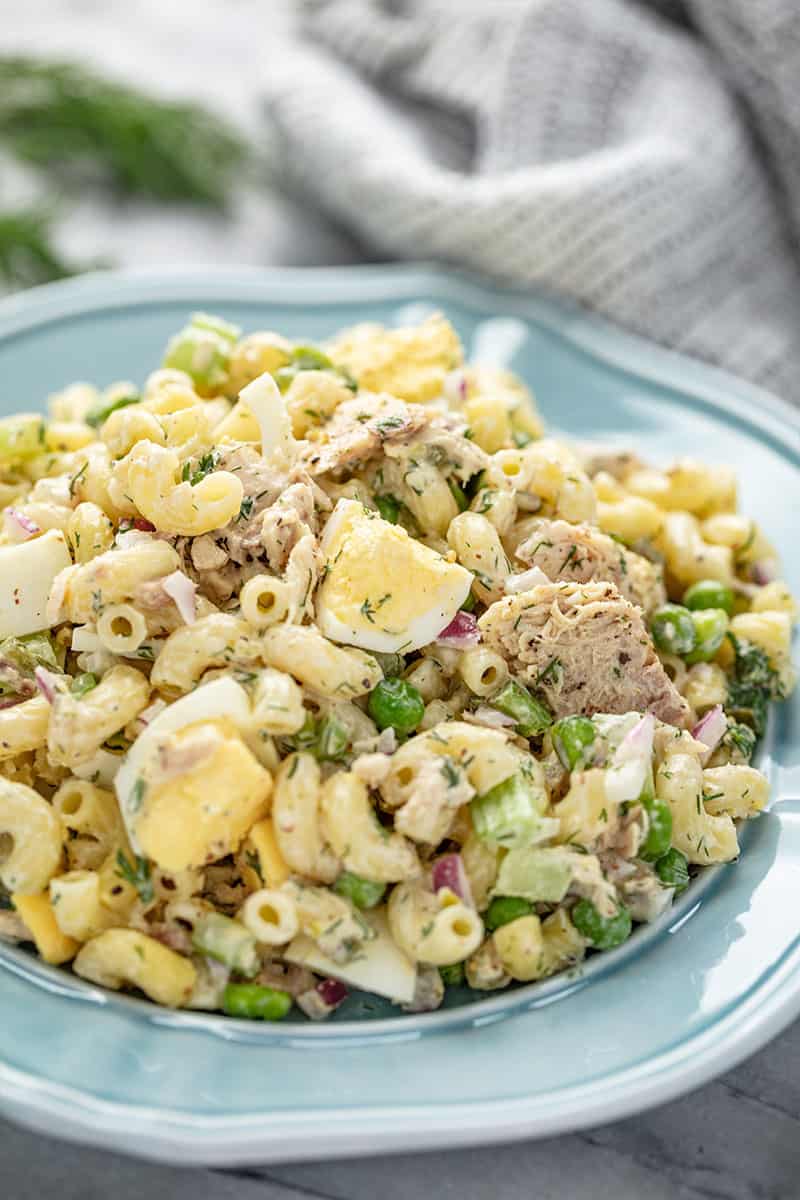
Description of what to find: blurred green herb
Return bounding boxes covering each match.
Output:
[0,209,76,289]
[0,58,248,205]
[0,57,251,288]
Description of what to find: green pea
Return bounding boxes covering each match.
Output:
[650,604,697,656]
[655,848,690,893]
[685,609,728,664]
[375,494,401,524]
[70,672,97,698]
[222,983,292,1021]
[333,871,386,910]
[638,793,673,862]
[368,677,425,733]
[439,963,466,988]
[85,391,140,429]
[192,913,259,977]
[287,713,349,761]
[491,680,552,737]
[683,579,734,616]
[552,715,597,770]
[571,899,632,950]
[484,895,534,932]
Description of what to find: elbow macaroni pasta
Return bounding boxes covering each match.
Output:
[0,310,789,1019]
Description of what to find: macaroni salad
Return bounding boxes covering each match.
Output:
[0,311,794,1019]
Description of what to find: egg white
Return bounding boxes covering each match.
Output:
[317,499,472,654]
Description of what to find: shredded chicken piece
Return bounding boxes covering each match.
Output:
[0,910,29,942]
[567,852,621,918]
[392,756,475,844]
[386,410,490,482]
[256,958,316,998]
[351,752,392,789]
[147,920,194,955]
[175,447,324,606]
[190,535,228,572]
[402,964,445,1012]
[300,393,430,476]
[479,581,690,726]
[620,867,674,922]
[516,519,665,614]
[577,446,644,481]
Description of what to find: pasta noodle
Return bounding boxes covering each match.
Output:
[0,310,788,1021]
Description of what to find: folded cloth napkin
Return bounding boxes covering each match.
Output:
[263,0,800,396]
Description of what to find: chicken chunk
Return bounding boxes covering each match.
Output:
[479,581,690,727]
[387,410,490,483]
[301,393,429,476]
[576,445,644,481]
[175,448,325,605]
[516,519,665,613]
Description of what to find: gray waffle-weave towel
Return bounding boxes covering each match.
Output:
[263,0,800,397]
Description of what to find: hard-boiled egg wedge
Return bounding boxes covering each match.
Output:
[115,675,253,850]
[316,499,471,653]
[0,529,71,638]
[215,370,295,463]
[285,908,417,1004]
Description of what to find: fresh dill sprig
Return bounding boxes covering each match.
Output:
[0,208,76,288]
[0,57,249,208]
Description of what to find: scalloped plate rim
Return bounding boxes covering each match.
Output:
[0,263,797,1164]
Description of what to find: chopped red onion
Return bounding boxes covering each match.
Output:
[138,698,167,727]
[436,610,480,648]
[751,559,778,586]
[505,565,550,593]
[316,978,348,1008]
[605,713,655,805]
[4,508,40,541]
[443,369,468,405]
[34,667,59,704]
[691,704,727,757]
[464,706,516,729]
[134,518,156,532]
[375,726,398,754]
[162,570,197,625]
[431,852,474,906]
[115,530,154,550]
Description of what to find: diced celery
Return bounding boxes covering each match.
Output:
[286,712,349,761]
[190,312,241,343]
[70,672,97,697]
[191,912,259,977]
[552,716,597,770]
[492,846,574,904]
[470,773,556,849]
[1,632,61,674]
[85,391,140,429]
[0,414,45,462]
[491,680,552,736]
[274,344,357,394]
[163,312,239,391]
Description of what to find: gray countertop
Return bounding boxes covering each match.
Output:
[0,3,798,1196]
[2,1019,799,1199]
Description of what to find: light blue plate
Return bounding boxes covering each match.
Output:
[0,266,798,1165]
